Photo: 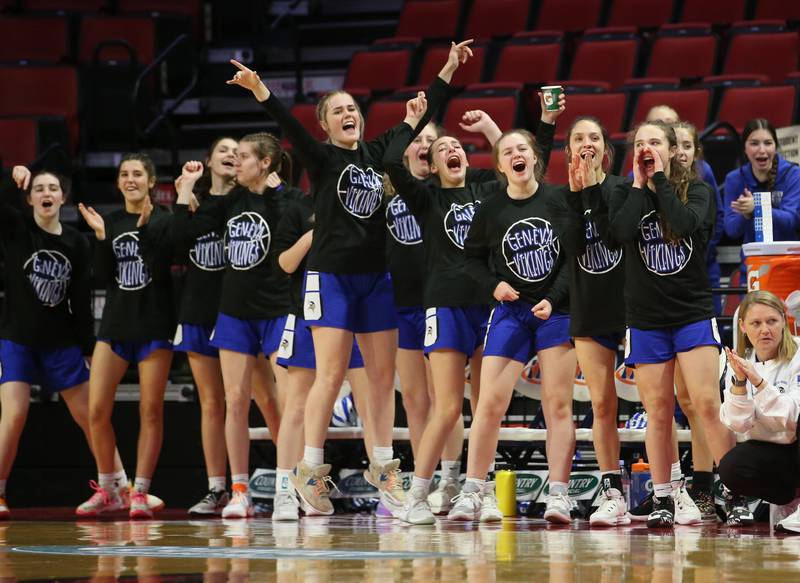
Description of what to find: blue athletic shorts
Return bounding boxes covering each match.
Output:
[276,314,364,370]
[211,312,287,357]
[173,323,218,358]
[583,333,624,353]
[423,305,490,356]
[0,339,89,393]
[397,306,425,351]
[483,302,571,363]
[624,318,721,366]
[99,339,173,364]
[302,271,397,334]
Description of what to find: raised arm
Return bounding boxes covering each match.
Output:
[651,173,710,239]
[383,114,434,218]
[608,181,646,243]
[228,59,328,173]
[173,162,226,242]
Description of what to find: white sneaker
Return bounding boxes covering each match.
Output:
[776,502,800,533]
[447,490,481,521]
[397,486,435,525]
[272,492,300,522]
[221,488,254,519]
[672,482,701,525]
[590,490,631,527]
[429,478,460,514]
[543,493,573,524]
[479,482,503,523]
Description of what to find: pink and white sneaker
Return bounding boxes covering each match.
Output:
[76,481,125,517]
[129,491,154,520]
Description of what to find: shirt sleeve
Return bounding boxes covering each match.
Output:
[383,123,434,219]
[261,93,328,175]
[273,202,309,275]
[543,256,570,309]
[138,210,175,271]
[535,120,556,172]
[608,182,646,243]
[651,173,710,239]
[773,164,800,236]
[723,170,748,239]
[546,187,586,257]
[719,389,756,434]
[584,182,622,250]
[463,202,501,299]
[173,199,226,244]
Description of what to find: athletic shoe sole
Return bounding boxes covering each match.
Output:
[448,510,477,521]
[544,510,572,524]
[590,516,632,527]
[626,513,651,522]
[301,500,333,517]
[479,512,503,523]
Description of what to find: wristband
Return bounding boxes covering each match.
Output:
[732,376,747,387]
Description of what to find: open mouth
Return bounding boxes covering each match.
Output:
[512,160,526,173]
[580,150,594,160]
[222,159,235,168]
[343,120,356,132]
[418,150,428,162]
[755,155,770,165]
[642,154,655,172]
[42,200,53,209]
[446,154,462,171]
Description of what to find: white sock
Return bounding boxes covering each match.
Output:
[670,462,683,485]
[276,468,293,494]
[411,476,431,494]
[0,479,6,497]
[550,481,568,496]
[208,476,226,492]
[112,469,128,491]
[372,446,394,466]
[303,446,324,466]
[133,477,151,494]
[441,459,460,481]
[654,482,673,498]
[463,478,484,493]
[98,473,115,491]
[487,460,496,476]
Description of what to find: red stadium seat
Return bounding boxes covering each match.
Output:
[443,83,521,150]
[606,0,673,28]
[0,17,69,63]
[570,38,638,89]
[716,85,797,132]
[363,98,408,141]
[79,16,156,63]
[416,43,486,87]
[0,118,38,166]
[630,89,711,130]
[723,32,799,84]
[464,0,531,40]
[492,35,562,85]
[646,33,717,79]
[24,0,107,11]
[116,0,204,36]
[343,49,413,94]
[680,0,746,23]
[396,0,461,40]
[535,0,603,32]
[755,0,800,21]
[548,92,627,141]
[544,149,568,185]
[0,66,79,149]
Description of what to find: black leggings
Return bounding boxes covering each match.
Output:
[718,439,800,505]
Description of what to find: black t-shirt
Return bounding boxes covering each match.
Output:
[548,174,627,336]
[96,207,176,342]
[176,191,226,327]
[0,193,94,353]
[608,172,715,329]
[385,194,425,307]
[384,124,495,308]
[260,78,447,274]
[273,195,313,317]
[464,185,569,309]
[173,185,292,320]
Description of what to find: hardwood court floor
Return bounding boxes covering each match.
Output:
[1,511,799,581]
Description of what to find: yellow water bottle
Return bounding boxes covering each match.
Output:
[495,468,517,517]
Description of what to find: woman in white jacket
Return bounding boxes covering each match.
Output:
[719,290,800,531]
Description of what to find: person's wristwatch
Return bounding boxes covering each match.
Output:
[732,376,747,387]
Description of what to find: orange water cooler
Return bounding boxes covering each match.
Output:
[743,241,800,333]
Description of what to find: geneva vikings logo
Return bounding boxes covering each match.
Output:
[112,232,151,291]
[24,249,72,307]
[225,212,270,271]
[337,164,383,219]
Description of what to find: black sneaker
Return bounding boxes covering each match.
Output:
[647,495,675,528]
[691,490,717,522]
[725,493,754,527]
[627,493,653,522]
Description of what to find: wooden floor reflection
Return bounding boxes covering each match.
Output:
[1,513,799,581]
